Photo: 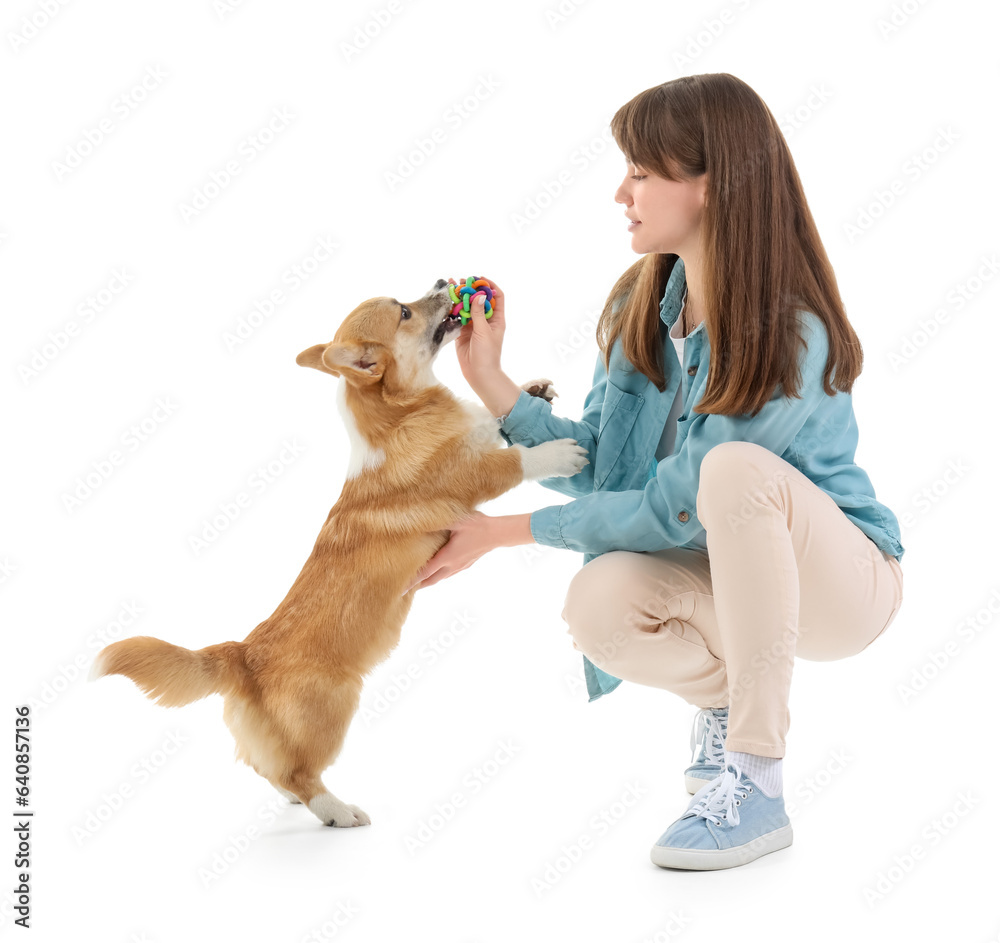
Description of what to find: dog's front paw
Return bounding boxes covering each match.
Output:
[517,438,590,481]
[521,378,558,403]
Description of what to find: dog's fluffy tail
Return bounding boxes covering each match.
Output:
[89,636,248,707]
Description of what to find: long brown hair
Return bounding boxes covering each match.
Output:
[599,73,862,417]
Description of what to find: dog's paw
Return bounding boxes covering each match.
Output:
[520,378,558,403]
[346,804,371,826]
[310,792,372,827]
[517,438,590,481]
[323,803,371,828]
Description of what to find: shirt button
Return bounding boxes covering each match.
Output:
[687,366,697,376]
[678,510,690,523]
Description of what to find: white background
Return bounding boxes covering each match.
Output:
[2,0,998,940]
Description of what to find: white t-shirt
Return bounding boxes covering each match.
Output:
[654,289,690,462]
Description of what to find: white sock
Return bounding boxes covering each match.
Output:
[724,750,782,798]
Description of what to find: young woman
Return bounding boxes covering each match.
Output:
[401,73,905,871]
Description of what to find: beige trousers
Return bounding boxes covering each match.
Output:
[561,441,904,757]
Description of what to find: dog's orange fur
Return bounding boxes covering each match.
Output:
[90,284,586,826]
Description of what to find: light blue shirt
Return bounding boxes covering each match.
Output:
[655,287,690,461]
[498,256,905,702]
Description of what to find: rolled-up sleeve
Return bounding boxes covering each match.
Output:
[528,314,832,553]
[498,353,608,498]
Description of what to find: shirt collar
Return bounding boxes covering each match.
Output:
[659,256,704,336]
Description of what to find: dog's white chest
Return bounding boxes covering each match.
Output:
[335,379,387,478]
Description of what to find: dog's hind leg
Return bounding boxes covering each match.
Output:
[277,771,370,827]
[271,783,302,804]
[271,677,370,827]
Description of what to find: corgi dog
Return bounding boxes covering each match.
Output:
[90,278,588,828]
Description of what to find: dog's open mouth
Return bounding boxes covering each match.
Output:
[432,311,464,345]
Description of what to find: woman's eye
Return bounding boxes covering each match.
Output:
[631,175,646,181]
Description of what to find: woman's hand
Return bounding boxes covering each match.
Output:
[454,277,506,387]
[401,511,500,595]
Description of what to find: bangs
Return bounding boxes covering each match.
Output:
[611,85,685,181]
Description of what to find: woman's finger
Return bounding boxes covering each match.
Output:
[400,512,489,596]
[481,277,504,329]
[417,567,450,590]
[401,541,451,594]
[467,292,490,333]
[401,564,428,596]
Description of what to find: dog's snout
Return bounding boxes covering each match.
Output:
[433,278,449,290]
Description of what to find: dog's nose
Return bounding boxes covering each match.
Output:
[433,278,449,290]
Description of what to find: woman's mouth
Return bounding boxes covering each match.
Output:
[627,219,641,231]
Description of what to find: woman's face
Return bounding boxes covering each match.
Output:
[615,160,707,256]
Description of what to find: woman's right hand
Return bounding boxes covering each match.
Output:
[454,277,505,387]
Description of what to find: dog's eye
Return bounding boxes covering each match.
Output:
[400,305,411,320]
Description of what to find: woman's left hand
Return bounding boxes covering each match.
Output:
[401,511,498,595]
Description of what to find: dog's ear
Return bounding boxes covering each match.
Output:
[296,341,387,383]
[296,344,340,376]
[318,341,387,384]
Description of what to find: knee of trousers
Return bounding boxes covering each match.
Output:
[561,551,640,654]
[696,440,786,523]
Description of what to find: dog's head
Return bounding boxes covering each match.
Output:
[297,279,461,393]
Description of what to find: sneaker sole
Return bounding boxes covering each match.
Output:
[685,773,716,794]
[650,824,793,871]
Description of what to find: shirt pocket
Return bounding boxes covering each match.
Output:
[595,377,643,489]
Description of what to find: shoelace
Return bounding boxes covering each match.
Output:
[683,762,752,828]
[689,708,728,766]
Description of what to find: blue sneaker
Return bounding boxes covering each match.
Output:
[651,761,793,870]
[684,707,728,794]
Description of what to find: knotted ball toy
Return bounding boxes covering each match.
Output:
[447,276,494,325]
